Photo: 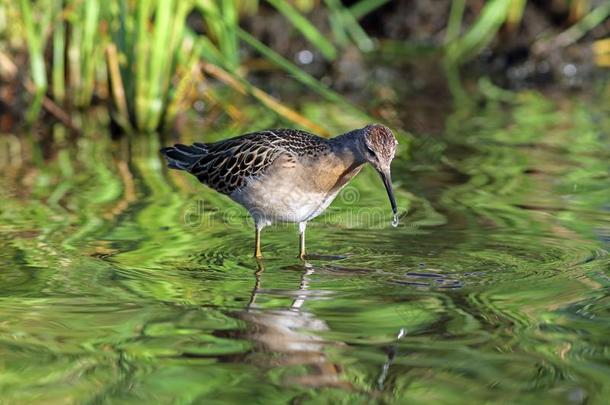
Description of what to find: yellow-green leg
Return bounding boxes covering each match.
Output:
[254,226,263,259]
[247,259,265,309]
[298,222,307,260]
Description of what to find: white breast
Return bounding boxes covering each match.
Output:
[229,153,360,226]
[231,180,334,225]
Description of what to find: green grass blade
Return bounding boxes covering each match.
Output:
[349,0,391,20]
[135,0,153,129]
[157,0,194,130]
[445,0,512,64]
[327,10,350,47]
[195,0,239,68]
[186,29,226,67]
[67,4,82,104]
[237,28,367,119]
[19,0,47,91]
[555,2,610,47]
[115,0,135,121]
[220,0,239,68]
[77,0,101,106]
[146,0,175,131]
[267,0,337,60]
[19,0,48,121]
[164,40,203,128]
[324,0,374,52]
[52,1,66,104]
[445,0,466,44]
[106,43,134,134]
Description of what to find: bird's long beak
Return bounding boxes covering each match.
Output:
[379,168,397,216]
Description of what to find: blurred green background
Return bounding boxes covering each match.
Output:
[1,0,609,135]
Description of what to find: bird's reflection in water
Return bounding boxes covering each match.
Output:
[236,260,353,390]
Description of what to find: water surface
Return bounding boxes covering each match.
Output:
[0,93,609,403]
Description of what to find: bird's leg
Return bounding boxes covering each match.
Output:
[298,222,307,260]
[254,225,263,259]
[247,259,265,309]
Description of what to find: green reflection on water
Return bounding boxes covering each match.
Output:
[0,92,609,404]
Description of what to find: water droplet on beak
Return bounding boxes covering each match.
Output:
[391,213,399,228]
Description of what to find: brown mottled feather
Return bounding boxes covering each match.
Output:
[161,129,330,195]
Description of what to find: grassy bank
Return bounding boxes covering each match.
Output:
[0,0,608,135]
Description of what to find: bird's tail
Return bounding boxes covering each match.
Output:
[160,143,208,171]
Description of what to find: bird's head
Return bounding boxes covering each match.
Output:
[358,124,398,216]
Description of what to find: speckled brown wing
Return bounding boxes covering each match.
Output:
[161,129,330,195]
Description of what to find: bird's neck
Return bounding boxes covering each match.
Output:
[329,129,366,166]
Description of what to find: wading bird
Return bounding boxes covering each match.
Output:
[161,124,398,259]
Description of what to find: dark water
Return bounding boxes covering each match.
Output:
[1,92,609,404]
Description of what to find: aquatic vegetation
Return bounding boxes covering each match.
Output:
[445,0,515,64]
[5,0,388,133]
[17,0,50,120]
[4,0,608,134]
[107,0,196,133]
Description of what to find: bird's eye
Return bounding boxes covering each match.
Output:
[365,146,376,157]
